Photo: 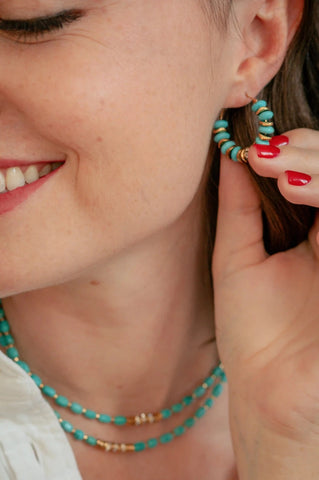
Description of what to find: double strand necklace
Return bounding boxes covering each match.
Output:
[0,300,227,454]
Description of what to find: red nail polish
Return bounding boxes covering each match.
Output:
[286,171,312,186]
[269,135,289,147]
[253,144,281,158]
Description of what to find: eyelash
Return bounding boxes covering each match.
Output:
[0,9,83,42]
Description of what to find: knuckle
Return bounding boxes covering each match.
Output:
[285,128,319,146]
[277,178,304,204]
[248,156,271,177]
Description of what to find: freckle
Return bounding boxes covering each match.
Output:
[116,385,123,390]
[96,136,103,143]
[90,280,100,286]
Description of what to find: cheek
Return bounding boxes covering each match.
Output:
[35,52,217,235]
[0,1,228,261]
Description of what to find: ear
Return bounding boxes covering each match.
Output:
[224,0,304,108]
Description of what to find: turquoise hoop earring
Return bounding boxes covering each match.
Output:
[213,95,275,164]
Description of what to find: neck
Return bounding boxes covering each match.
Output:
[1,203,217,419]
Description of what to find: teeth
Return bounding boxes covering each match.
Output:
[0,162,63,194]
[6,167,25,191]
[39,164,52,177]
[0,171,5,193]
[24,165,40,184]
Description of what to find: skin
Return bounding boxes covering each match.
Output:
[0,0,317,479]
[214,129,319,479]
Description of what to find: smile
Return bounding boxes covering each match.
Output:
[0,162,64,194]
[0,161,65,216]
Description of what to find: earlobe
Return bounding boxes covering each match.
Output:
[224,0,305,108]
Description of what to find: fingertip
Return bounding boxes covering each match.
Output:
[269,135,290,147]
[252,144,281,158]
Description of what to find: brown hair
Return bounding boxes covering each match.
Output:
[204,0,319,277]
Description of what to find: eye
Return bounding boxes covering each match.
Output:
[0,9,84,42]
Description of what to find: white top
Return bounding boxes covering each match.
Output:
[0,350,82,480]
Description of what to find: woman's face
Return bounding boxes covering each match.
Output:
[0,0,238,294]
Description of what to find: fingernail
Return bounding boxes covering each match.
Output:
[253,144,281,158]
[270,135,289,147]
[286,170,312,186]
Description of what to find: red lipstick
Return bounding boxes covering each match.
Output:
[0,163,64,216]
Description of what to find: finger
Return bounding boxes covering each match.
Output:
[248,145,319,180]
[283,128,319,149]
[277,170,319,208]
[213,154,267,281]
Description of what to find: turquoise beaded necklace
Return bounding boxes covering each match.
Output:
[0,300,227,454]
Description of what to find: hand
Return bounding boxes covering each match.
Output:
[212,129,319,479]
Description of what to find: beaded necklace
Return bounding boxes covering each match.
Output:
[0,300,226,454]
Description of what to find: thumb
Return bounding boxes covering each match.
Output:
[213,152,267,280]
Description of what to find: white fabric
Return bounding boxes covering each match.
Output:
[0,350,82,479]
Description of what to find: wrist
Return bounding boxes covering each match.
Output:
[230,407,319,480]
[224,364,319,479]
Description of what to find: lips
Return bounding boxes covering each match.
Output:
[0,162,64,193]
[0,160,65,215]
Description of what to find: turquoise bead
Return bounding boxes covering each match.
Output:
[0,307,4,317]
[5,335,14,345]
[258,110,274,121]
[195,407,206,419]
[74,429,85,440]
[98,414,111,423]
[0,321,9,333]
[61,420,73,433]
[255,137,270,145]
[0,301,228,455]
[194,386,206,398]
[17,361,30,373]
[183,395,193,406]
[258,125,275,135]
[220,371,227,382]
[70,403,83,414]
[0,334,13,346]
[160,433,174,444]
[214,131,230,143]
[84,409,96,419]
[161,409,172,419]
[86,436,97,446]
[221,140,236,155]
[174,426,186,436]
[147,438,158,448]
[212,366,223,377]
[6,347,18,359]
[172,403,183,413]
[184,418,195,428]
[114,416,126,425]
[213,384,223,397]
[231,146,241,162]
[55,396,69,407]
[42,385,56,397]
[31,374,42,387]
[204,376,214,387]
[205,398,214,408]
[214,119,228,129]
[252,100,267,112]
[134,442,146,452]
